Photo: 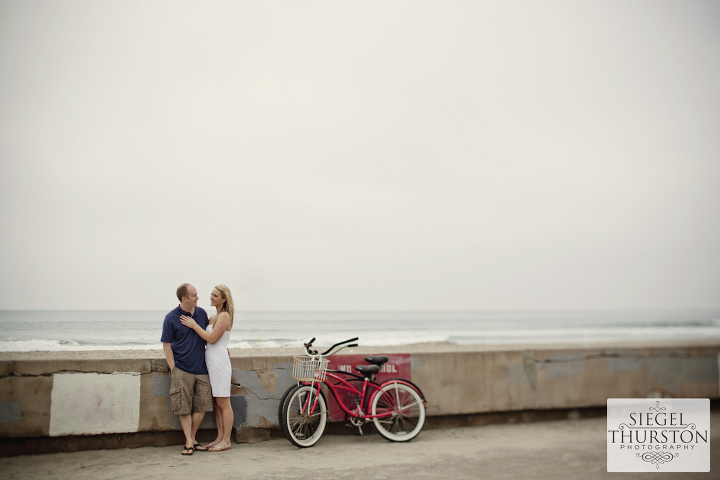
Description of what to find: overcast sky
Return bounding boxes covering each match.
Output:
[1,0,718,311]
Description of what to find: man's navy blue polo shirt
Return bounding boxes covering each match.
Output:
[161,306,209,375]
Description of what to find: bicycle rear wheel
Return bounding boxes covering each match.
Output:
[281,384,327,448]
[370,381,425,442]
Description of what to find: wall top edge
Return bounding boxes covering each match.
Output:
[1,340,718,365]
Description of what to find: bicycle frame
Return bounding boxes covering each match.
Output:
[298,369,423,422]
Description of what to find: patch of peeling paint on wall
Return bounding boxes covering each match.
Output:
[49,373,140,436]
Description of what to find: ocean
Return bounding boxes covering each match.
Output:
[1,309,720,352]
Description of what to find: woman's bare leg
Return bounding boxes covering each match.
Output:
[204,398,223,448]
[208,397,233,450]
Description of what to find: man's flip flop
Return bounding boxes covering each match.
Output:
[207,445,231,452]
[181,446,194,455]
[193,444,208,451]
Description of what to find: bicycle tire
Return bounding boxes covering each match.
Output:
[278,385,296,441]
[370,381,425,442]
[281,384,327,448]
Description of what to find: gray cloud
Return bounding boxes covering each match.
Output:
[1,0,718,310]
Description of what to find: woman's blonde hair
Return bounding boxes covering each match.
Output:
[213,284,234,330]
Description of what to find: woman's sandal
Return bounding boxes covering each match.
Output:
[181,446,194,455]
[207,445,231,452]
[193,444,208,452]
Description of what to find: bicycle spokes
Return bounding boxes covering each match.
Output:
[371,382,426,441]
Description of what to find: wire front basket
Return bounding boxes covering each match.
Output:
[292,356,329,382]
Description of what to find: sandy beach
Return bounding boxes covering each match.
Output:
[1,412,718,480]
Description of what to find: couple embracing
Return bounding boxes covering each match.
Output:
[161,283,235,455]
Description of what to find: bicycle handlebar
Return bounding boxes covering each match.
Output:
[321,337,358,355]
[303,337,359,356]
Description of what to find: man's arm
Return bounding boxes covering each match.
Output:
[163,342,175,371]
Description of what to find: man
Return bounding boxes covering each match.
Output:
[161,283,213,455]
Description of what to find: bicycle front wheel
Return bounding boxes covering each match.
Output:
[371,381,425,442]
[281,384,327,448]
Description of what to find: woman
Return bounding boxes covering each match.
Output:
[180,284,234,452]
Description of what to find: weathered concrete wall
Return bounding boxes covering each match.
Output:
[410,347,720,416]
[0,345,718,446]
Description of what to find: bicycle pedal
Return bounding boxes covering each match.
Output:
[357,426,363,436]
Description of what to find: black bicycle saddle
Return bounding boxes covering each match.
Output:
[355,364,380,377]
[364,355,388,366]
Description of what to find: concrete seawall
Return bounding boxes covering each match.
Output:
[1,343,718,454]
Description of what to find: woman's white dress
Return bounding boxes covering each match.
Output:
[205,323,231,397]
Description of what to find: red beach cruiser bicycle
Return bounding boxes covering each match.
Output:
[279,337,426,448]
